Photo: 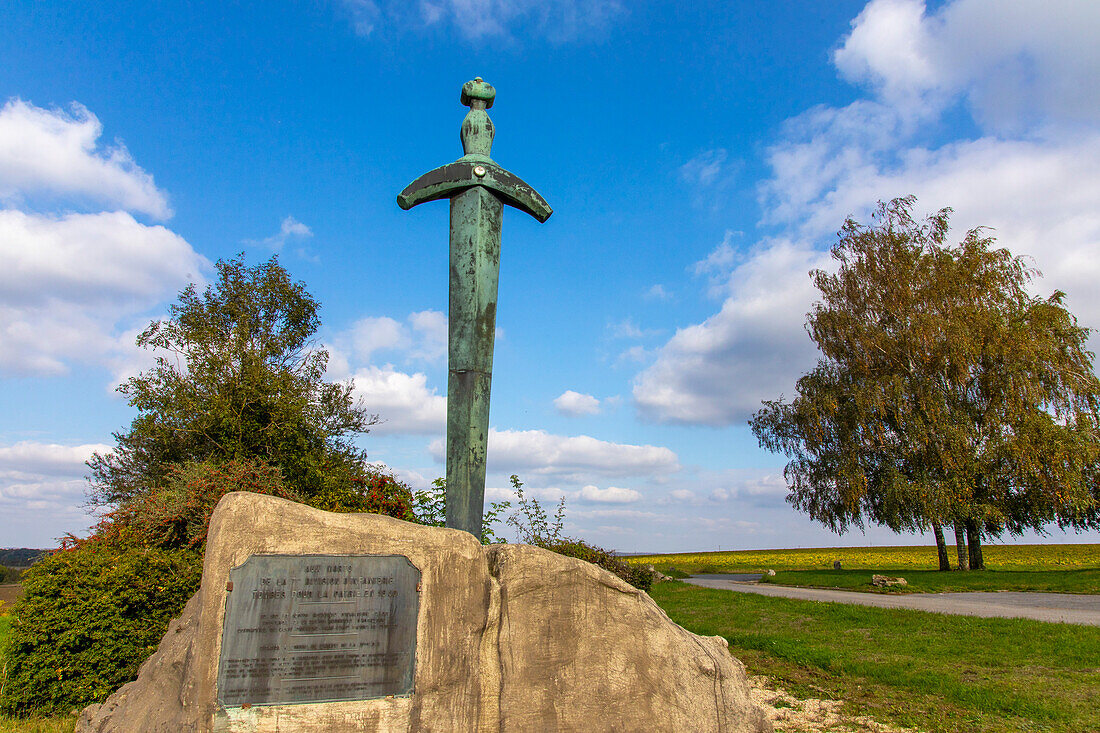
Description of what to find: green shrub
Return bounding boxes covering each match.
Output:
[0,541,201,716]
[543,538,654,592]
[413,478,511,543]
[0,459,419,717]
[309,468,415,519]
[118,459,300,549]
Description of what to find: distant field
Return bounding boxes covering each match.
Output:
[0,585,23,613]
[627,543,1100,573]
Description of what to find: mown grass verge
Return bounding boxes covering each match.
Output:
[650,580,1100,733]
[763,568,1100,594]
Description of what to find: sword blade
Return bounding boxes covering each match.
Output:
[446,185,504,538]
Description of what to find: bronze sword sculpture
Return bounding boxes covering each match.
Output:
[398,78,552,538]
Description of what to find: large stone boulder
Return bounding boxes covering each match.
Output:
[77,492,771,733]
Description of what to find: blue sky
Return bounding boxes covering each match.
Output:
[3,0,1100,551]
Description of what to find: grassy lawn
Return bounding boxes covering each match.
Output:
[650,580,1100,733]
[763,568,1100,594]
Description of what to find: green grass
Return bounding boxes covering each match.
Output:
[630,542,1100,572]
[0,614,74,733]
[650,580,1100,733]
[763,568,1100,594]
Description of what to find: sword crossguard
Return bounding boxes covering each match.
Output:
[398,78,552,223]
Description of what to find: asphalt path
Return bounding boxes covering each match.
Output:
[684,574,1100,626]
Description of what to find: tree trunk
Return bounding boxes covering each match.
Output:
[933,524,951,571]
[965,519,985,570]
[953,521,969,571]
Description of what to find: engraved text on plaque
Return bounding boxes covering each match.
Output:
[217,554,419,706]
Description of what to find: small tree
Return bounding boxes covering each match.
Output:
[751,197,1100,568]
[88,254,377,506]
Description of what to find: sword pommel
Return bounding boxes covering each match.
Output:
[397,78,552,222]
[460,77,495,109]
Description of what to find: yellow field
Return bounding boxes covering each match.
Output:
[626,543,1100,572]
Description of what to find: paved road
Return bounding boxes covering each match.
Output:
[684,575,1100,626]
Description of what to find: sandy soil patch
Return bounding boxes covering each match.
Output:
[750,675,924,733]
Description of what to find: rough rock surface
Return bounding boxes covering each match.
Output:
[77,492,772,733]
[871,575,908,588]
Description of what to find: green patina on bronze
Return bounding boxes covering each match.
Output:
[398,78,551,538]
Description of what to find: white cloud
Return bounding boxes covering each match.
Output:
[0,441,111,546]
[669,488,695,502]
[553,390,600,417]
[579,484,641,503]
[247,215,312,251]
[0,441,110,478]
[341,0,624,42]
[351,365,446,435]
[350,316,408,363]
[608,317,660,340]
[0,209,206,376]
[833,0,939,111]
[679,148,730,188]
[634,0,1100,427]
[0,99,170,219]
[342,310,447,365]
[429,428,680,481]
[632,237,826,425]
[407,310,447,361]
[644,284,672,301]
[835,0,1100,133]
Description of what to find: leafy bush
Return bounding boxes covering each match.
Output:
[413,478,510,543]
[109,459,300,549]
[2,459,419,717]
[0,541,201,716]
[310,469,415,519]
[543,538,653,592]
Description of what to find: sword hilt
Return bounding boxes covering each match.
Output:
[397,78,552,223]
[460,77,495,158]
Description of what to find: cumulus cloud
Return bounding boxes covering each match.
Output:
[633,237,826,425]
[578,484,641,503]
[343,310,447,365]
[633,0,1100,427]
[0,441,110,546]
[0,99,206,377]
[834,0,1100,133]
[0,209,206,375]
[340,0,624,42]
[406,310,447,361]
[246,215,312,251]
[0,99,170,218]
[553,390,600,417]
[351,365,446,435]
[429,428,679,482]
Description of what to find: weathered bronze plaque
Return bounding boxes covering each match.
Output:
[217,554,420,707]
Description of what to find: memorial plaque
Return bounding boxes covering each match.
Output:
[217,554,420,707]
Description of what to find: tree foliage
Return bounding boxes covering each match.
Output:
[87,254,377,507]
[750,197,1100,542]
